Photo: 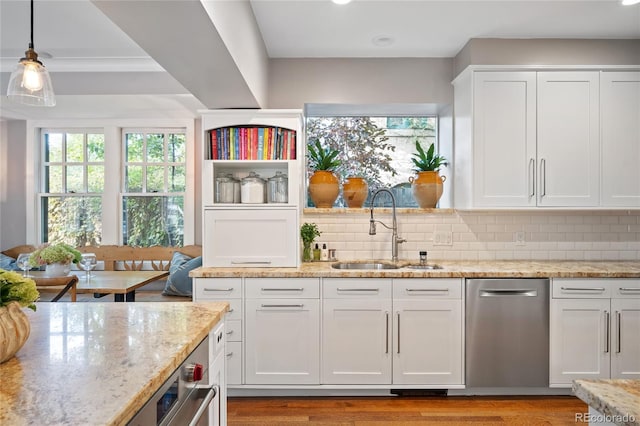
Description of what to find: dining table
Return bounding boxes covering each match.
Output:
[30,270,169,302]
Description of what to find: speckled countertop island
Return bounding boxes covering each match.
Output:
[0,302,229,426]
[573,379,640,425]
[191,260,640,279]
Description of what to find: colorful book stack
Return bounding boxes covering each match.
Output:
[206,126,297,160]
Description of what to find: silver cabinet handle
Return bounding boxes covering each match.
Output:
[480,289,537,297]
[540,158,546,197]
[226,330,233,335]
[188,385,217,426]
[561,287,606,292]
[604,311,610,353]
[226,352,234,357]
[406,288,449,293]
[619,287,640,293]
[231,261,272,264]
[261,288,304,292]
[204,288,234,292]
[228,308,234,313]
[616,311,621,354]
[260,304,304,308]
[385,312,389,354]
[529,158,535,198]
[396,312,401,354]
[336,288,380,292]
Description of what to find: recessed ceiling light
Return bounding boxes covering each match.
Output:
[372,35,395,47]
[332,0,352,5]
[622,0,640,4]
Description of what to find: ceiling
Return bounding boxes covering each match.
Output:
[0,0,638,120]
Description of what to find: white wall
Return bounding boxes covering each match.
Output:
[0,119,27,249]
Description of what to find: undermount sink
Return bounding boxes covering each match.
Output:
[331,262,400,270]
[404,264,443,270]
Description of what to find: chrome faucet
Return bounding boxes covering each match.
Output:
[369,188,406,262]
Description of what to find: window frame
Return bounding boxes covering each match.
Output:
[26,119,196,246]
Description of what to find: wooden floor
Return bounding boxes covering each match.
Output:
[228,395,587,425]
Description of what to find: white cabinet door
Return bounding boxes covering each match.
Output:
[392,299,463,385]
[601,71,640,207]
[322,298,392,384]
[203,208,298,267]
[244,298,319,384]
[611,298,640,379]
[550,298,611,386]
[537,72,600,207]
[472,72,537,207]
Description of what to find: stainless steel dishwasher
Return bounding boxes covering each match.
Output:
[466,278,549,387]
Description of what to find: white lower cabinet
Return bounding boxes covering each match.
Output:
[244,278,320,384]
[549,279,640,387]
[321,278,464,387]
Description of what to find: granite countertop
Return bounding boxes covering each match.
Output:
[191,260,640,279]
[573,379,640,426]
[0,302,229,426]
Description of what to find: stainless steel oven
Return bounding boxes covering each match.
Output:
[128,335,218,426]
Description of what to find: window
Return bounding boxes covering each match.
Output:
[305,106,439,207]
[39,130,104,246]
[122,129,186,246]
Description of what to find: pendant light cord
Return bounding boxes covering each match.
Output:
[29,0,34,49]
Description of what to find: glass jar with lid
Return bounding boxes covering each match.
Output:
[267,171,288,203]
[214,173,239,203]
[241,171,266,203]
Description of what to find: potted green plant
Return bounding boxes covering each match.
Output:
[300,222,322,262]
[0,268,39,363]
[307,140,341,208]
[28,243,82,277]
[409,141,449,208]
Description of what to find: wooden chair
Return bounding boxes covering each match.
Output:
[33,275,79,302]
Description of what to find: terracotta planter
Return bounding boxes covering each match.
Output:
[342,177,369,208]
[309,170,339,208]
[0,302,31,364]
[409,171,446,208]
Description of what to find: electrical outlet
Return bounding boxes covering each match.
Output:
[514,231,526,246]
[434,231,453,246]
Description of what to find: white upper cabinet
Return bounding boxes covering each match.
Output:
[455,68,639,209]
[536,71,600,207]
[472,72,537,207]
[601,71,640,207]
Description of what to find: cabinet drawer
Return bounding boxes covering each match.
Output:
[203,208,298,267]
[323,278,392,299]
[194,278,242,299]
[552,279,611,298]
[225,319,242,342]
[393,278,462,299]
[226,342,242,385]
[612,279,640,298]
[245,278,319,298]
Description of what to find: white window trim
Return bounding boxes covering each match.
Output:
[26,119,196,245]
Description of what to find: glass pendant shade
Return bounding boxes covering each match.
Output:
[7,48,56,107]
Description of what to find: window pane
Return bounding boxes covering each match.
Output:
[168,133,186,162]
[41,196,102,246]
[146,166,164,192]
[126,165,143,192]
[122,196,184,247]
[87,165,104,193]
[147,133,165,162]
[66,166,84,193]
[126,133,144,162]
[45,133,63,163]
[66,134,84,162]
[87,134,105,162]
[46,166,63,193]
[168,166,186,192]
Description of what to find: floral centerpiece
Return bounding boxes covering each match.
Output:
[28,243,82,277]
[0,268,40,363]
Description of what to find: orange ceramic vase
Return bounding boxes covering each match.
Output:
[409,171,446,208]
[309,170,340,208]
[342,177,369,208]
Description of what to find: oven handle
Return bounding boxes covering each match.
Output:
[188,385,218,426]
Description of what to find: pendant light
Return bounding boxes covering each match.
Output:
[7,0,56,107]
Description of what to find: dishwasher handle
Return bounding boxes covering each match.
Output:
[480,289,538,297]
